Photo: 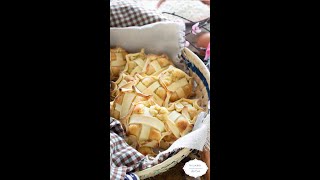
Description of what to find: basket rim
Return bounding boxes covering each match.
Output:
[182,48,210,100]
[135,148,193,179]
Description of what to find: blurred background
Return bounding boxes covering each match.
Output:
[137,0,210,59]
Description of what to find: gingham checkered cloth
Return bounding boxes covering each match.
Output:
[110,0,167,27]
[110,118,174,180]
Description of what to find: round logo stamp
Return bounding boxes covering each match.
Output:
[183,159,208,178]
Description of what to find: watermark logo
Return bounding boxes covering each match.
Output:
[183,159,208,178]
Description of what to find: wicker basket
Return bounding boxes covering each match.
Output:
[135,48,210,179]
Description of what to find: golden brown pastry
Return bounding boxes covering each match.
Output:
[110,82,151,128]
[110,47,128,81]
[125,101,169,156]
[161,99,203,149]
[110,73,137,101]
[109,49,206,157]
[167,98,203,124]
[134,74,171,107]
[159,133,177,150]
[159,65,193,102]
[123,49,147,76]
[141,54,172,76]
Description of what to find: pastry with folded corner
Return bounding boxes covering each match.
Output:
[110,82,151,129]
[160,99,203,149]
[110,73,137,101]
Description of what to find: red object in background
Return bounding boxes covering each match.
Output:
[205,43,210,60]
[157,0,166,8]
[201,0,211,5]
[196,32,210,56]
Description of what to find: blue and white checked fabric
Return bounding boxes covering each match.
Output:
[124,173,140,180]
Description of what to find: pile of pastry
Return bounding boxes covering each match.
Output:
[110,47,204,156]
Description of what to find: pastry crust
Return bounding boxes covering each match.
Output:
[125,101,170,156]
[110,47,128,81]
[161,99,203,147]
[159,65,193,102]
[141,54,173,76]
[110,82,152,129]
[123,49,147,76]
[110,72,137,101]
[134,74,171,107]
[167,98,203,123]
[109,48,206,156]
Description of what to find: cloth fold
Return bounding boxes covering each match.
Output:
[110,118,173,180]
[110,118,143,179]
